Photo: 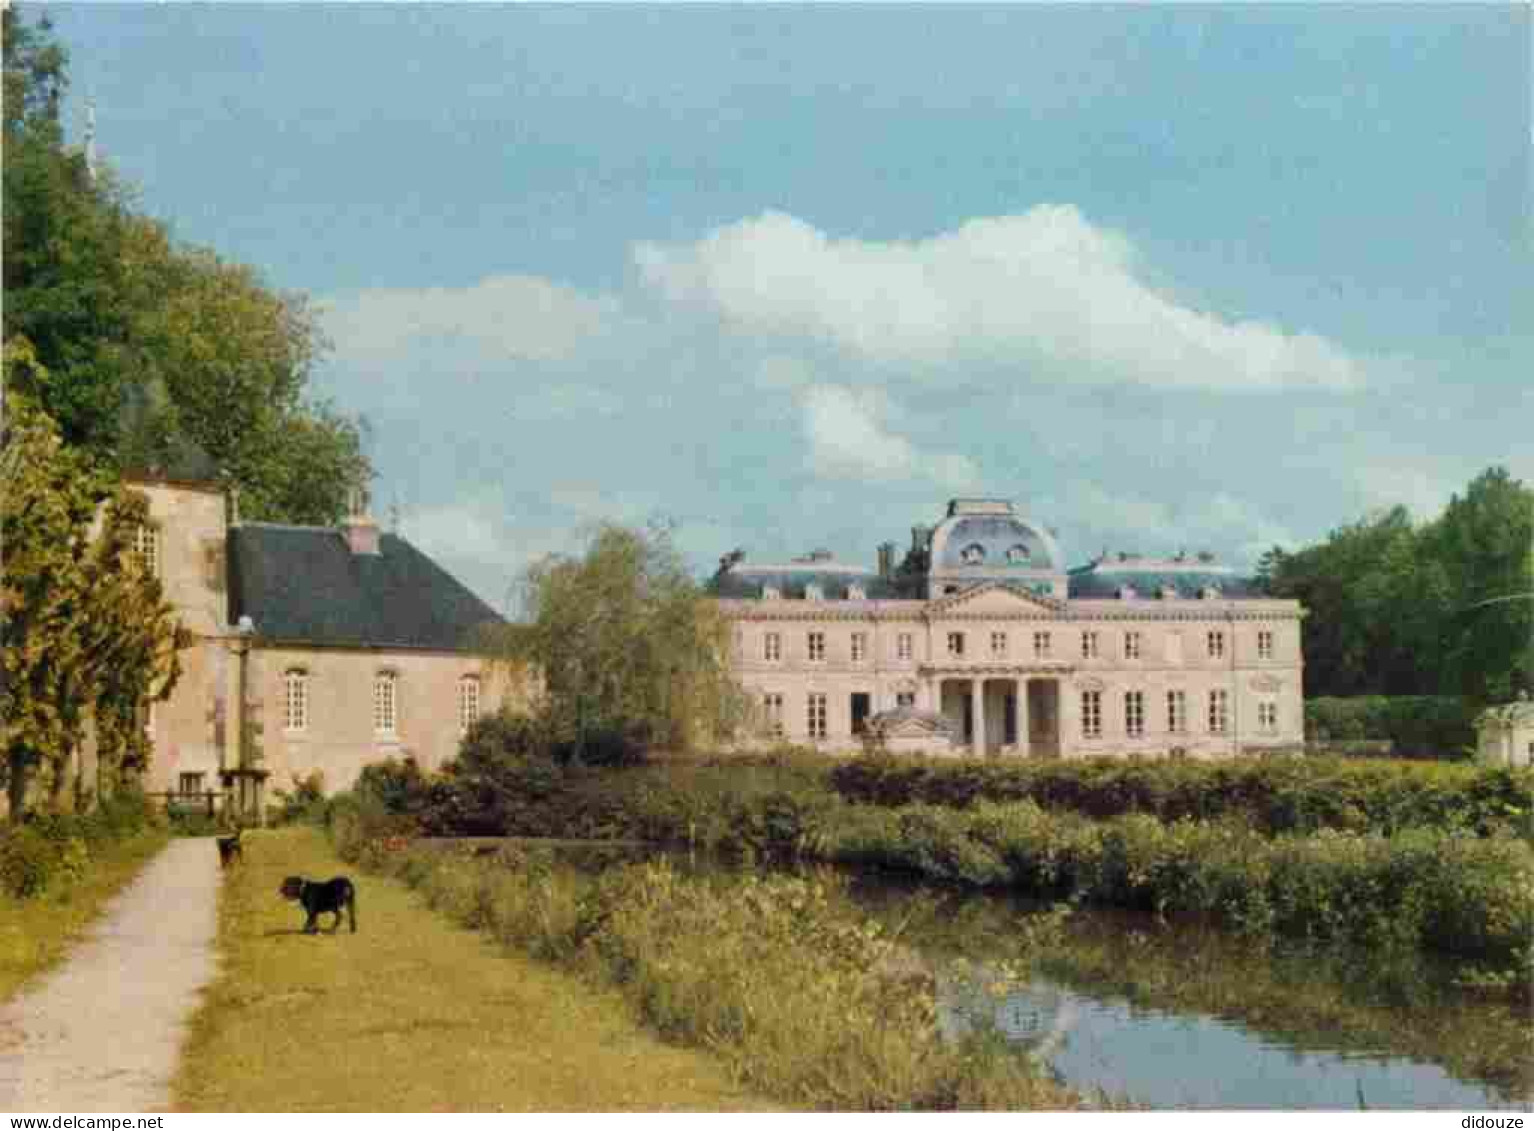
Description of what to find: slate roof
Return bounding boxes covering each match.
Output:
[1066,562,1259,600]
[708,566,900,600]
[228,523,504,650]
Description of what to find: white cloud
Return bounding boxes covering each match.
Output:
[801,385,978,491]
[322,274,615,363]
[634,208,1363,391]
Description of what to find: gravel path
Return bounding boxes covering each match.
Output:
[0,838,220,1112]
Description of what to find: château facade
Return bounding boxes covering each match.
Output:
[713,498,1305,758]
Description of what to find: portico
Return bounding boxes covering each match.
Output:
[931,669,1065,756]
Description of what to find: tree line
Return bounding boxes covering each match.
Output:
[1256,466,1533,705]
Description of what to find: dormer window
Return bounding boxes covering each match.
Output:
[960,543,986,565]
[762,586,781,600]
[848,584,866,600]
[1116,584,1137,599]
[1006,544,1030,563]
[805,583,824,601]
[1158,585,1179,600]
[1199,584,1222,599]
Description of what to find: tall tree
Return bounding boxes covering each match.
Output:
[500,523,747,755]
[2,7,370,524]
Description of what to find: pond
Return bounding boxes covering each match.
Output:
[845,874,1532,1111]
[464,839,1532,1110]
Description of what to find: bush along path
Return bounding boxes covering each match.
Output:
[0,837,218,1111]
[172,828,779,1112]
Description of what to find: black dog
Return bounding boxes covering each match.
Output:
[279,875,358,934]
[216,828,243,868]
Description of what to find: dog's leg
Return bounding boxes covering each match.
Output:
[304,911,318,934]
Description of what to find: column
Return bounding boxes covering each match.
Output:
[1015,677,1029,757]
[971,679,986,755]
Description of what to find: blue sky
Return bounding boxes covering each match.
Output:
[47,3,1532,609]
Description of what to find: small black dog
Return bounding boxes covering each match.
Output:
[279,875,358,934]
[216,828,243,868]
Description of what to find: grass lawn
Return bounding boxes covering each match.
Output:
[173,827,780,1112]
[0,830,169,1002]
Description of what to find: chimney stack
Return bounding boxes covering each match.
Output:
[342,485,381,556]
[877,541,896,578]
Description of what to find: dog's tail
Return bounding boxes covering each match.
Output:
[349,881,358,934]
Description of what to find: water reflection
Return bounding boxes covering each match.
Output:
[939,965,1520,1110]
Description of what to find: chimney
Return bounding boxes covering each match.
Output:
[911,525,929,553]
[877,541,896,578]
[342,485,380,556]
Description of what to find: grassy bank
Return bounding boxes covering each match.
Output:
[173,827,779,1112]
[336,824,1080,1111]
[0,827,167,1001]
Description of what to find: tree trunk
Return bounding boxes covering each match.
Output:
[7,753,30,822]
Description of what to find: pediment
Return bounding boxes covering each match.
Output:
[929,582,1064,617]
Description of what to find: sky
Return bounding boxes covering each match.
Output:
[45,2,1533,611]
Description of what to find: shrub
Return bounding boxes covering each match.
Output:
[1305,696,1476,757]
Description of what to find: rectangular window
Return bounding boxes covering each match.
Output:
[134,523,160,578]
[1125,690,1144,738]
[284,670,308,733]
[1034,631,1052,659]
[458,676,481,735]
[1257,629,1274,660]
[991,631,1007,658]
[947,631,965,658]
[1167,689,1187,734]
[1082,631,1099,660]
[1124,631,1141,660]
[1208,689,1228,735]
[807,692,827,739]
[374,672,398,736]
[1165,632,1184,664]
[808,632,825,662]
[896,691,916,709]
[851,632,867,663]
[897,632,913,661]
[179,772,205,796]
[1208,630,1226,660]
[1081,690,1102,738]
[763,693,785,737]
[1258,700,1278,733]
[764,632,781,662]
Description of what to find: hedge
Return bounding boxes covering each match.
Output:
[1304,696,1476,756]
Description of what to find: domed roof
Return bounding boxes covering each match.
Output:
[928,499,1062,573]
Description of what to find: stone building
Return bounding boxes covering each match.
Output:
[124,475,522,817]
[713,498,1305,758]
[1474,692,1534,767]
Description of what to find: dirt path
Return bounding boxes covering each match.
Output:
[0,838,219,1112]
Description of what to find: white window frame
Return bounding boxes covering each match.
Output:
[897,632,913,661]
[851,632,867,664]
[284,669,309,734]
[1125,690,1144,738]
[179,771,205,796]
[1208,688,1229,735]
[458,674,482,735]
[947,631,965,658]
[991,631,1007,659]
[1034,631,1052,659]
[1167,689,1187,734]
[1082,631,1099,660]
[134,522,161,578]
[1124,631,1141,660]
[807,692,827,739]
[764,632,782,662]
[1082,690,1102,739]
[1257,698,1278,734]
[763,692,785,738]
[374,671,398,737]
[807,631,825,663]
[1257,629,1274,660]
[1208,630,1226,660]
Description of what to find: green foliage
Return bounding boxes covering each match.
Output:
[827,753,1531,836]
[2,8,369,523]
[346,839,1075,1110]
[1305,696,1476,755]
[269,770,329,827]
[0,789,156,899]
[1,388,188,816]
[1258,466,1532,702]
[496,524,748,755]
